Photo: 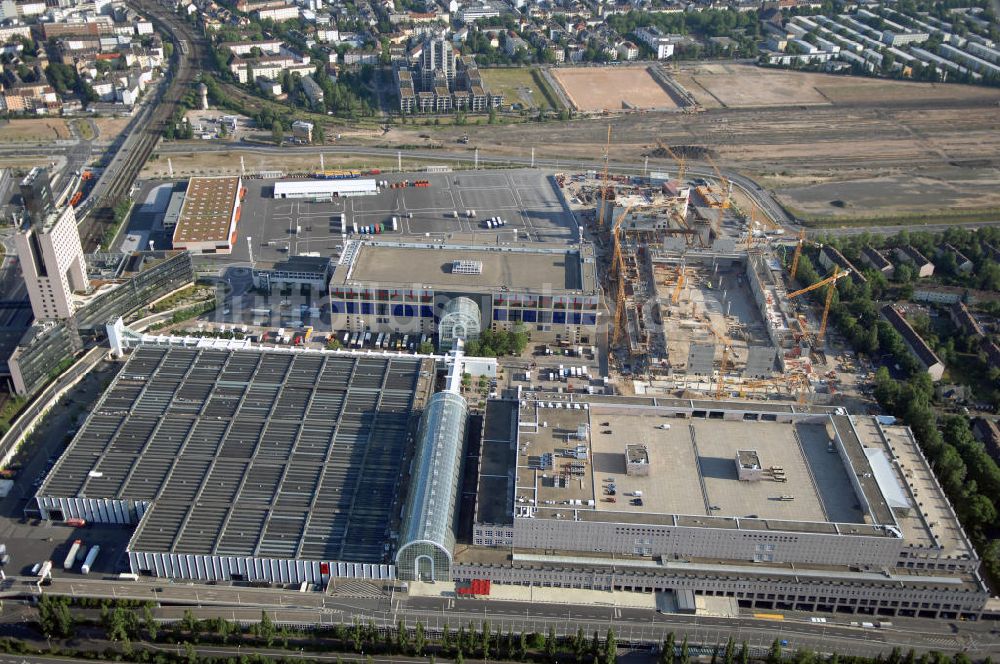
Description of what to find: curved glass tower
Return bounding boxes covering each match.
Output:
[395,390,468,581]
[438,296,481,352]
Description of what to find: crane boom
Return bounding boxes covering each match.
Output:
[610,205,632,347]
[704,154,731,209]
[598,125,612,228]
[656,140,686,182]
[789,229,805,279]
[787,267,849,298]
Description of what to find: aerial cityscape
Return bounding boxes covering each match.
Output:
[0,0,996,659]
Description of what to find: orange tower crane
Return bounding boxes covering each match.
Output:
[787,266,850,343]
[610,205,632,347]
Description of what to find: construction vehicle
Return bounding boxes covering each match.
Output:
[787,266,850,343]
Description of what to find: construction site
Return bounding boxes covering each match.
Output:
[560,131,849,403]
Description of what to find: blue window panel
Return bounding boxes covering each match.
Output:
[391,305,416,317]
[421,306,434,319]
[362,302,373,315]
[583,313,597,326]
[553,311,566,324]
[522,309,537,323]
[571,313,582,325]
[346,302,357,314]
[493,309,508,321]
[331,301,343,314]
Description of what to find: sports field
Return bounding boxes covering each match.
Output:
[551,66,678,111]
[480,68,557,110]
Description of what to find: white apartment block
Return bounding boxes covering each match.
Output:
[254,5,299,21]
[15,205,88,320]
[634,25,674,59]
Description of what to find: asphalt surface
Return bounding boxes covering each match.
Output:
[0,576,995,658]
[149,141,1000,239]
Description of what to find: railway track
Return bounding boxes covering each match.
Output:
[78,0,205,251]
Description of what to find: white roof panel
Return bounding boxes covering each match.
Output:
[273,179,378,196]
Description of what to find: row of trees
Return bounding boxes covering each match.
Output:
[33,600,992,664]
[464,326,529,358]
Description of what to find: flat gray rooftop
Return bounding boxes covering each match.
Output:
[589,414,865,523]
[476,400,518,526]
[182,168,578,265]
[40,346,435,563]
[337,241,596,295]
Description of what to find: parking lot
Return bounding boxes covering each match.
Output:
[0,361,135,581]
[240,168,578,264]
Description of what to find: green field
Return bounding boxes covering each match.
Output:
[480,68,561,111]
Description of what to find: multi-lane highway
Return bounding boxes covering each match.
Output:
[2,576,995,658]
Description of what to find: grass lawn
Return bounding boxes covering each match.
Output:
[480,68,559,111]
[71,119,95,141]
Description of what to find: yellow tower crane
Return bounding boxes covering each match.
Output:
[704,154,731,209]
[671,267,687,304]
[707,321,733,400]
[787,266,850,343]
[656,140,686,183]
[610,205,632,348]
[789,229,806,279]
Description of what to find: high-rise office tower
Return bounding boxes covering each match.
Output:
[14,169,88,321]
[20,167,56,225]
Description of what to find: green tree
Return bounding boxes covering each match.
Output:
[545,625,557,662]
[679,636,689,664]
[258,610,275,646]
[574,627,587,663]
[482,620,491,659]
[414,621,426,655]
[723,636,735,664]
[181,609,197,636]
[604,629,617,664]
[739,641,750,664]
[442,624,452,652]
[591,631,601,664]
[396,619,409,654]
[143,604,158,640]
[767,638,782,664]
[661,632,675,664]
[37,596,74,638]
[456,651,465,664]
[272,124,284,146]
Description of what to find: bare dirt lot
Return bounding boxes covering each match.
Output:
[677,63,831,108]
[551,66,679,111]
[143,149,456,178]
[774,168,1000,220]
[0,119,71,143]
[93,117,133,142]
[674,62,1000,109]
